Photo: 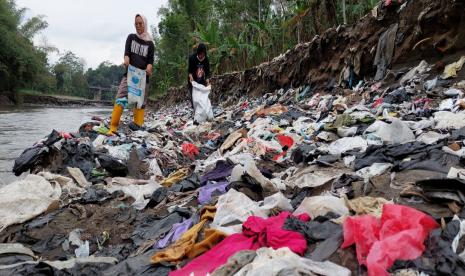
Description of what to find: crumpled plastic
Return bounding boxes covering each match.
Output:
[442,56,465,79]
[434,111,465,129]
[341,204,439,276]
[328,136,368,155]
[364,119,415,144]
[232,247,351,276]
[211,189,292,235]
[293,195,349,218]
[0,174,62,231]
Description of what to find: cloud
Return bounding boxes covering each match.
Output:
[15,0,168,69]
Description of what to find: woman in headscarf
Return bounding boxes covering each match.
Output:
[108,14,154,134]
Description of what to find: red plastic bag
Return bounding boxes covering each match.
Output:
[342,204,438,276]
[182,142,199,160]
[274,135,294,161]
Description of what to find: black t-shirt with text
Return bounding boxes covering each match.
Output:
[188,53,210,86]
[124,34,154,82]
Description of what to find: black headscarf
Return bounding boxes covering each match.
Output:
[197,43,207,56]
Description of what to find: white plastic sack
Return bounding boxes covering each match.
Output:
[286,166,347,189]
[234,247,351,276]
[417,131,449,145]
[211,189,292,235]
[364,119,415,144]
[192,81,214,123]
[293,195,349,218]
[356,163,392,183]
[127,65,146,109]
[0,174,61,231]
[104,178,160,210]
[328,136,368,155]
[434,111,465,129]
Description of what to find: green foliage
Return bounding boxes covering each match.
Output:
[0,0,49,92]
[151,0,379,96]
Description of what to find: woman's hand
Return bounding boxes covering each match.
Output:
[146,64,153,76]
[124,56,130,68]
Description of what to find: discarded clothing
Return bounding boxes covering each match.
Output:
[169,212,309,276]
[97,154,128,177]
[286,166,347,189]
[342,204,439,276]
[200,160,235,185]
[284,215,343,261]
[151,206,222,264]
[328,136,368,155]
[156,218,194,249]
[160,168,189,187]
[331,174,361,198]
[199,181,229,205]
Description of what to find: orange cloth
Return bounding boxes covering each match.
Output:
[151,206,225,264]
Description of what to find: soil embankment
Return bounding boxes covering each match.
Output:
[153,0,465,109]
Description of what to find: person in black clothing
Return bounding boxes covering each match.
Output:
[188,43,211,109]
[108,14,154,134]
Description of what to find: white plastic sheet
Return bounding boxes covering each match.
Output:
[364,119,415,144]
[192,81,214,123]
[127,65,146,109]
[234,247,351,276]
[0,174,61,232]
[293,195,350,218]
[328,136,368,155]
[211,189,292,235]
[104,178,160,210]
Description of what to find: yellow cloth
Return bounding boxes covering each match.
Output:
[160,168,189,187]
[442,56,465,79]
[151,206,224,264]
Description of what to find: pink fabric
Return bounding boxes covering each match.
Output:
[342,204,439,276]
[169,212,309,276]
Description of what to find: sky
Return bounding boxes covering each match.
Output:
[15,0,168,69]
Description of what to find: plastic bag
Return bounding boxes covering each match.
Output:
[192,81,214,123]
[341,204,438,276]
[127,65,146,109]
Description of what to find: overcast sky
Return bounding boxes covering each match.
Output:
[15,0,168,69]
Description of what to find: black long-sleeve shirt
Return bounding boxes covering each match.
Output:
[188,53,210,86]
[124,34,154,82]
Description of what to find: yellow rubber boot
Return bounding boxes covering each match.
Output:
[107,104,123,135]
[133,108,145,127]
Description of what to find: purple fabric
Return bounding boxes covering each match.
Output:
[199,181,229,205]
[200,160,235,185]
[156,218,193,249]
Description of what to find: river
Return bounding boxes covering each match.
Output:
[0,106,111,186]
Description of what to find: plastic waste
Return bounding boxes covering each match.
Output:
[328,136,368,155]
[127,65,146,109]
[342,204,438,276]
[293,195,349,218]
[364,119,415,144]
[441,56,465,79]
[192,81,214,123]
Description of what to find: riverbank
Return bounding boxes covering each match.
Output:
[0,91,112,107]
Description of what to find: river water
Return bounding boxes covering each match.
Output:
[0,106,111,186]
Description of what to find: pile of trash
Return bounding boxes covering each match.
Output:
[2,53,465,275]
